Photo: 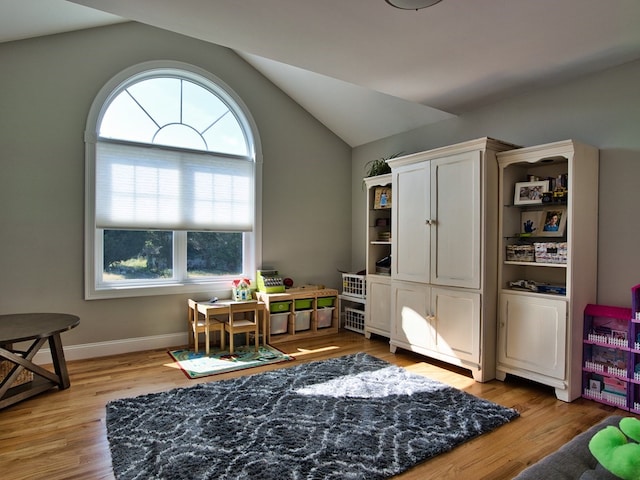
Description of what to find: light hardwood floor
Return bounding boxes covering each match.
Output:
[0,331,628,480]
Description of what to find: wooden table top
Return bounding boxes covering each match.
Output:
[0,313,80,344]
[195,300,265,313]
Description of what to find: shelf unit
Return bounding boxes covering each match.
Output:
[364,174,392,338]
[582,303,633,409]
[256,289,339,344]
[339,273,366,334]
[496,139,599,402]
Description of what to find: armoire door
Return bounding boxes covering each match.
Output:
[392,162,430,283]
[431,151,481,289]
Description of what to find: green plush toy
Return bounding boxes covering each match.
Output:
[589,417,640,480]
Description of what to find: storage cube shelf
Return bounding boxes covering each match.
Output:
[256,289,339,344]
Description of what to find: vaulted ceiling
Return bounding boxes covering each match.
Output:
[3,0,640,146]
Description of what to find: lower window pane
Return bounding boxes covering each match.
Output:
[187,232,242,277]
[103,230,173,281]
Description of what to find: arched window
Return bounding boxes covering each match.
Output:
[84,61,261,299]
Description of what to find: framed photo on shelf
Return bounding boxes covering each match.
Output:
[514,180,549,205]
[520,210,544,235]
[539,207,567,237]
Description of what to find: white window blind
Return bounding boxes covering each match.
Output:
[95,142,254,231]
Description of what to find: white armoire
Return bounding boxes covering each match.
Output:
[386,138,516,382]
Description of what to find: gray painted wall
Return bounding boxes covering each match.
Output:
[352,58,640,308]
[0,23,351,346]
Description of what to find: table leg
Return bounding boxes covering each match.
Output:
[205,321,210,356]
[229,323,235,354]
[48,333,71,389]
[261,309,267,346]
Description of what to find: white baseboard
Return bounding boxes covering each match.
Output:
[33,332,189,365]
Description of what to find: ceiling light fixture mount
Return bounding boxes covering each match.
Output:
[385,0,443,10]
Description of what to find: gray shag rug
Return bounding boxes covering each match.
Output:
[106,352,519,479]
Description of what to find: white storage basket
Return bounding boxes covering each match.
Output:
[343,307,365,334]
[342,273,366,298]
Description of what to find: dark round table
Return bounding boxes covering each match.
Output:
[0,313,79,409]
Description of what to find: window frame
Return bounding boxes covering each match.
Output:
[84,61,262,300]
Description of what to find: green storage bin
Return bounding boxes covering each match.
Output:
[317,296,336,308]
[270,301,291,312]
[294,298,313,310]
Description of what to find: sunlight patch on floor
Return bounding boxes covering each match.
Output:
[403,362,477,389]
[287,345,341,357]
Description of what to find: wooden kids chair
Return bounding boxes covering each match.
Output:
[187,299,225,355]
[223,301,260,354]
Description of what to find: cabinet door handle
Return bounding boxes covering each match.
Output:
[426,219,435,225]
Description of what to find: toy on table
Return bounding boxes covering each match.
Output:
[256,270,285,293]
[232,278,252,301]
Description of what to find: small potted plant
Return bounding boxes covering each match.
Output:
[364,152,403,178]
[363,153,402,189]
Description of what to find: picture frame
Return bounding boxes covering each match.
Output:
[589,379,602,392]
[539,207,567,237]
[514,180,549,205]
[520,210,544,235]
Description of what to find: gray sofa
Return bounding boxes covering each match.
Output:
[514,415,623,480]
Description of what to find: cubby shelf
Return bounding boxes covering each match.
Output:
[256,289,339,344]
